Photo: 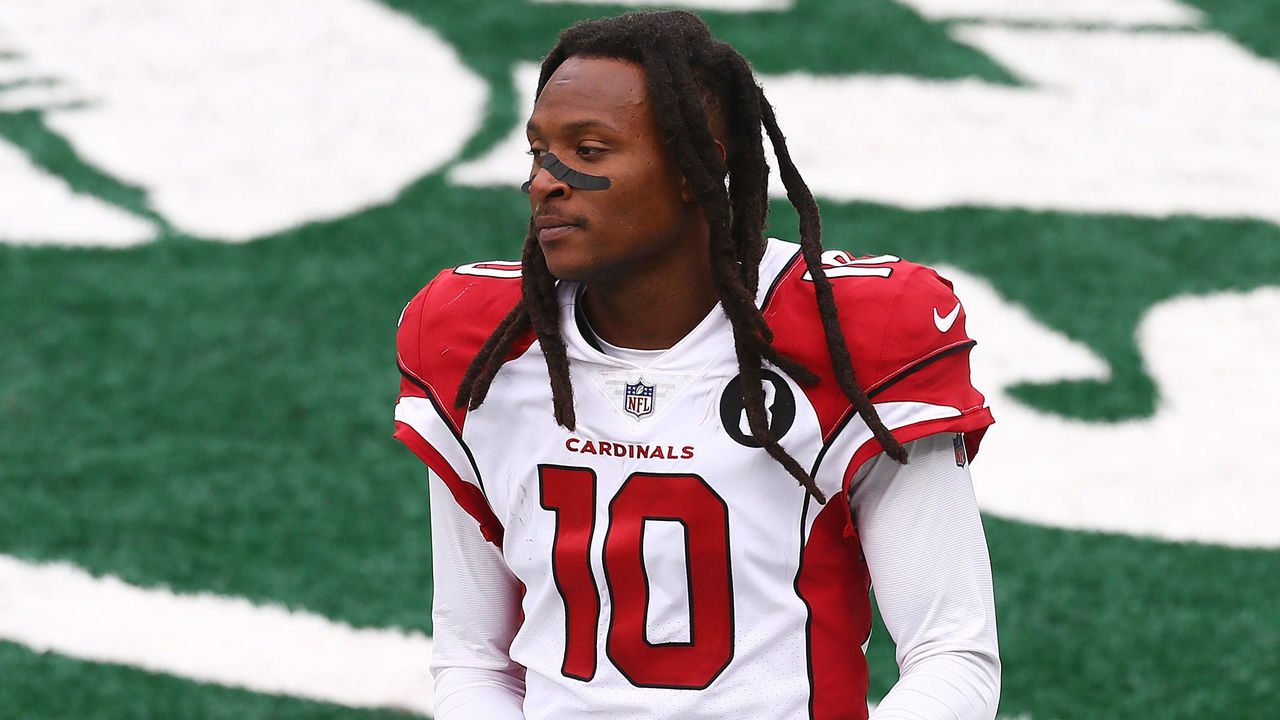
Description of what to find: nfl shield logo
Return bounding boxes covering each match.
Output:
[624,381,655,419]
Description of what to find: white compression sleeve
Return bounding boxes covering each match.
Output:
[428,470,527,720]
[849,434,1001,720]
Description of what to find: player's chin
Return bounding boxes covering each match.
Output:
[538,233,594,281]
[541,256,595,283]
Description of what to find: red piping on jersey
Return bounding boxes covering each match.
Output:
[863,340,977,398]
[812,340,979,449]
[394,419,505,548]
[842,409,994,498]
[397,354,465,438]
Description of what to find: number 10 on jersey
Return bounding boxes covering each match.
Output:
[538,465,735,689]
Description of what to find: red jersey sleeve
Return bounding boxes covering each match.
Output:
[765,252,994,490]
[854,261,992,465]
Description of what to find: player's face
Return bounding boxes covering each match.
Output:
[525,56,705,285]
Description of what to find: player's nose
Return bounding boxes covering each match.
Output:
[523,165,570,204]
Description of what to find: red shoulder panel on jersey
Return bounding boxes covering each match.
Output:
[764,251,993,457]
[394,263,533,547]
[396,264,535,433]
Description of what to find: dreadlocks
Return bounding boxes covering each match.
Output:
[455,10,907,504]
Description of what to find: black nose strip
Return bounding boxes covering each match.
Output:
[521,152,612,193]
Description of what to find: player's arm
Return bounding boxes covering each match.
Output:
[429,470,527,720]
[850,433,1000,720]
[394,274,529,718]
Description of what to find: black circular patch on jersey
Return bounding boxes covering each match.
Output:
[719,369,796,448]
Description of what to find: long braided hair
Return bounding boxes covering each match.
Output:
[455,10,907,504]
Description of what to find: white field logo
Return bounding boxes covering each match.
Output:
[4,0,1279,244]
[0,0,487,245]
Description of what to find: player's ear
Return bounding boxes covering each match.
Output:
[681,140,728,202]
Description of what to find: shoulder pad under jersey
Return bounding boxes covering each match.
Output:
[764,251,982,431]
[396,261,530,431]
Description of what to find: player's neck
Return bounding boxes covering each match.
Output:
[580,266,718,351]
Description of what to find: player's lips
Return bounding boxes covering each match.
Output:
[534,214,581,241]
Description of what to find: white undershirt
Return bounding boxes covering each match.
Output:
[427,433,1000,719]
[585,321,673,366]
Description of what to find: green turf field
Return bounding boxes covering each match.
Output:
[2,1,1278,718]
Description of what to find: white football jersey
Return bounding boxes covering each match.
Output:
[395,239,993,720]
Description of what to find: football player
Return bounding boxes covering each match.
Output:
[395,10,999,720]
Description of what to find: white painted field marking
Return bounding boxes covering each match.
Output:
[0,553,1048,717]
[0,140,154,247]
[5,0,1277,246]
[450,64,543,190]
[454,17,1280,228]
[895,0,1202,26]
[945,268,1280,548]
[0,49,82,112]
[1,0,486,243]
[0,33,157,245]
[763,26,1280,226]
[0,555,436,715]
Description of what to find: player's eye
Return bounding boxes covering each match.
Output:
[527,148,548,160]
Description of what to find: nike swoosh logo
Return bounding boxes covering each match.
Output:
[933,302,961,332]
